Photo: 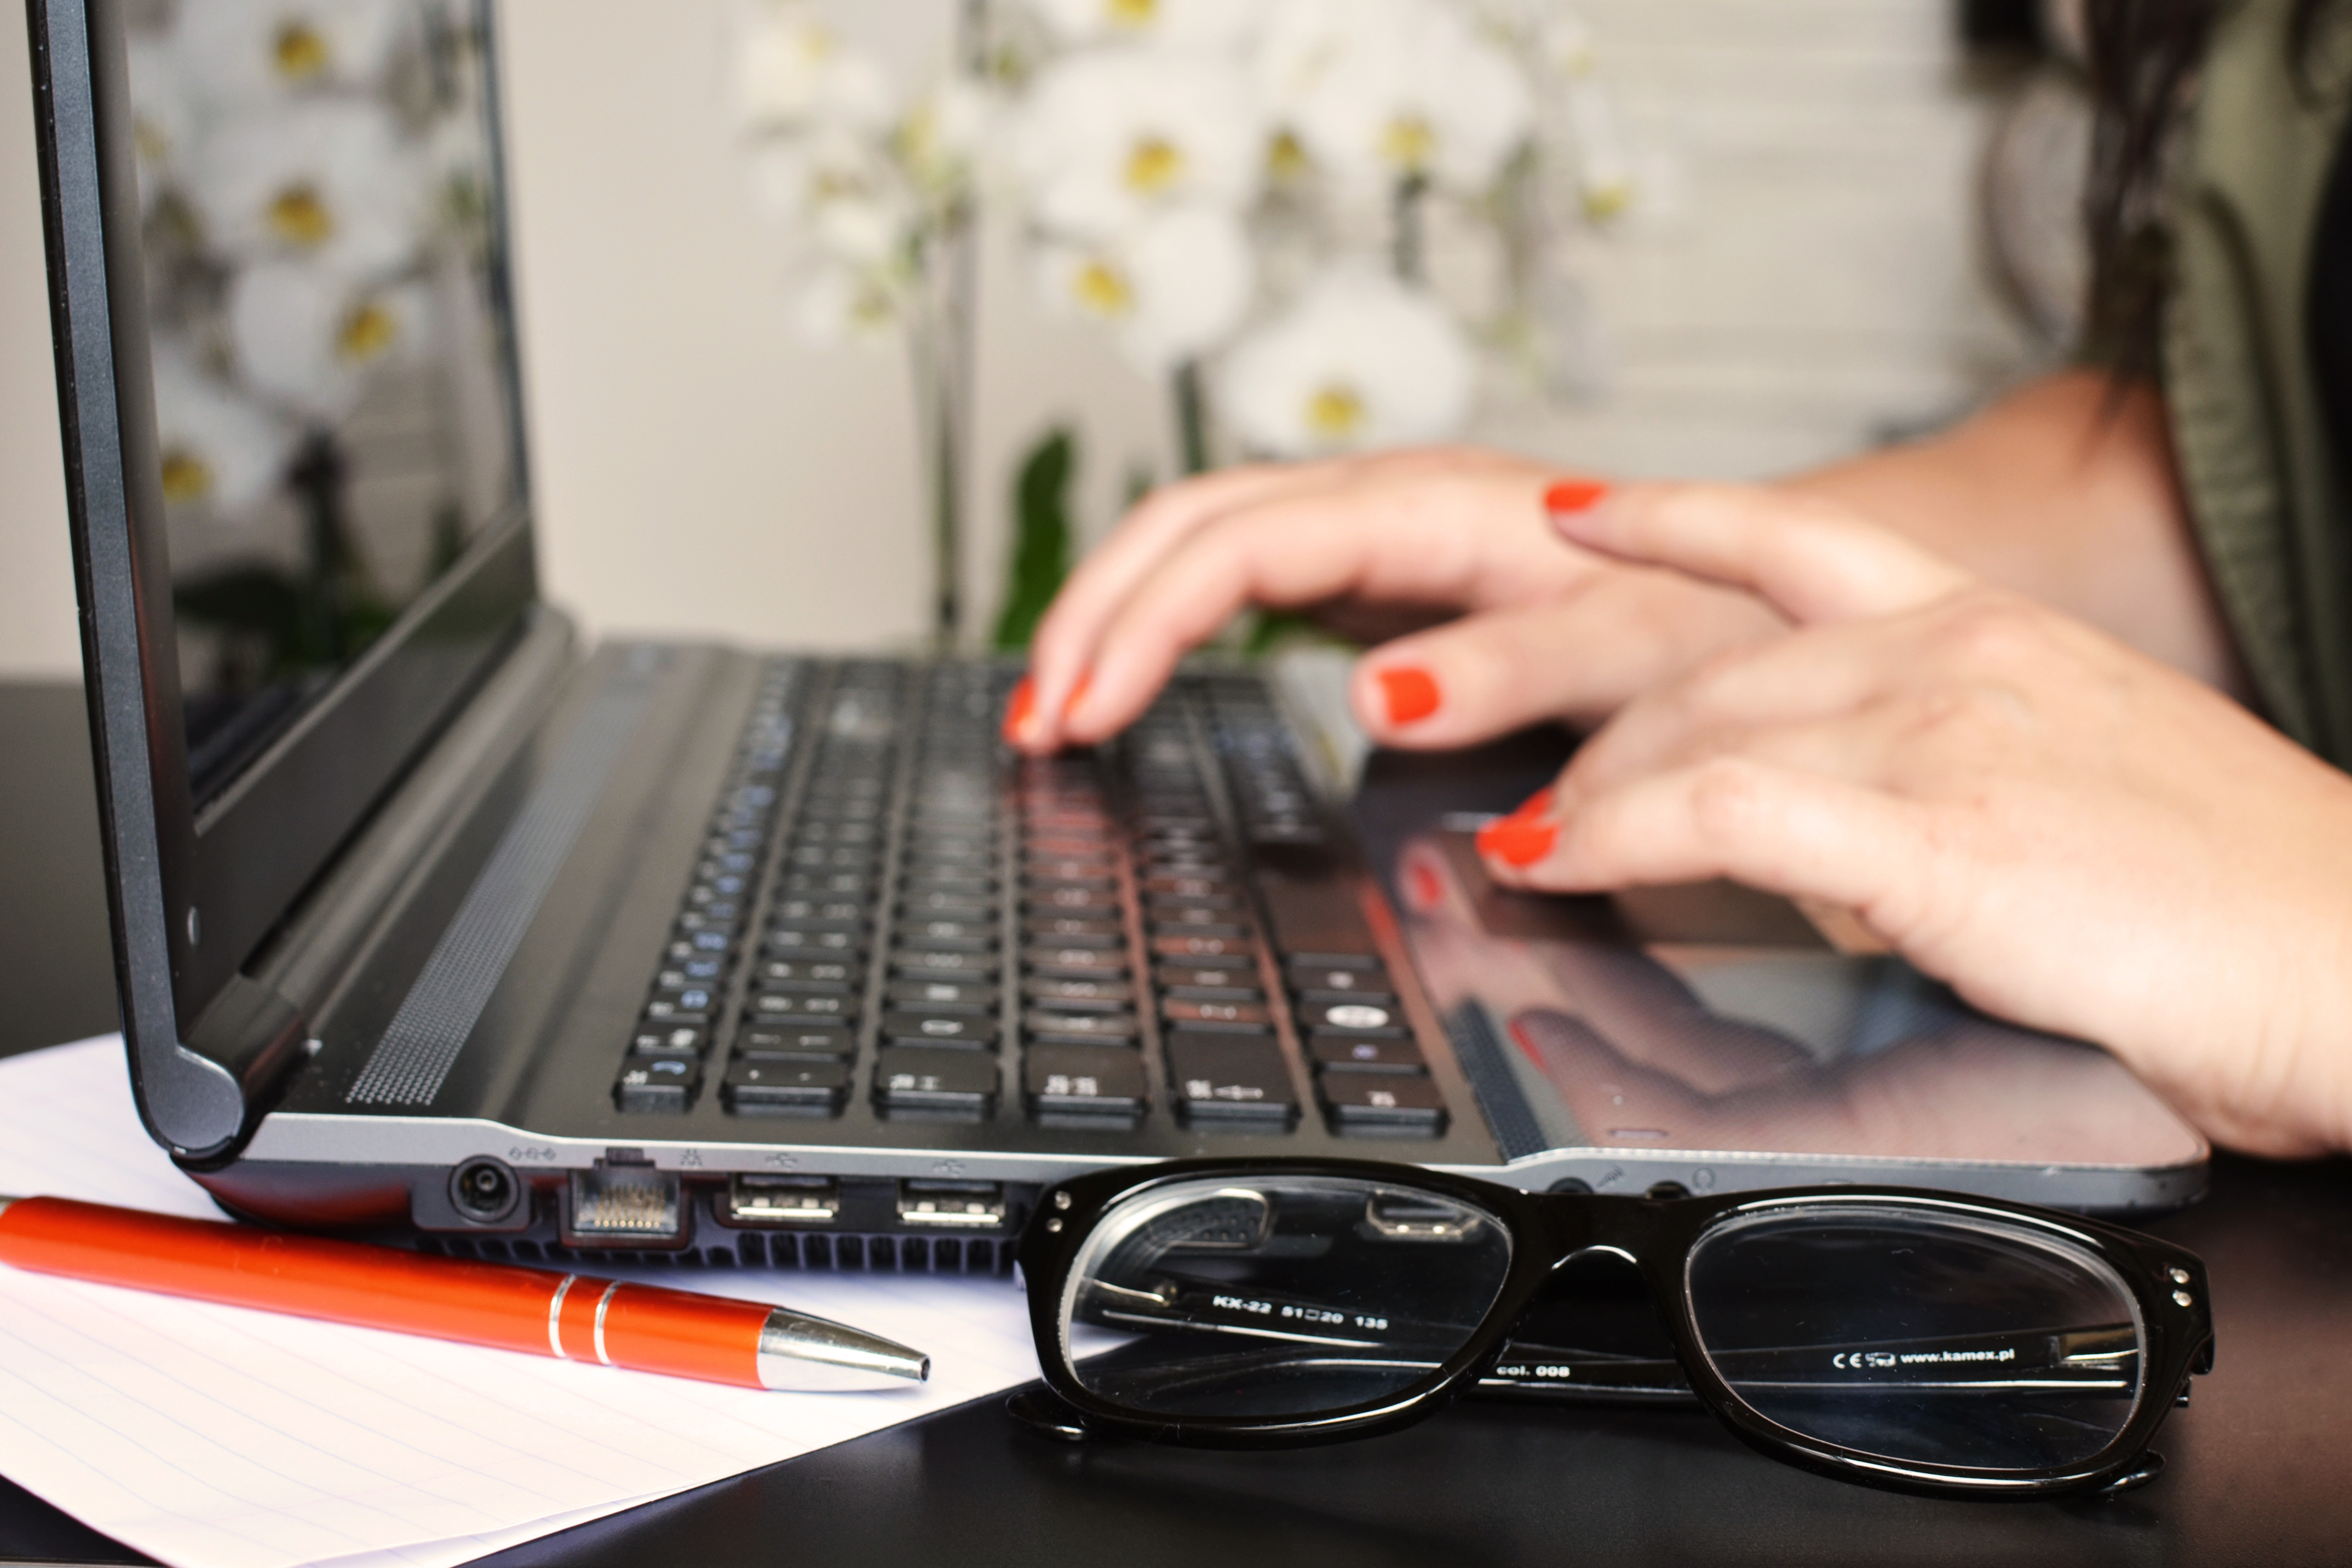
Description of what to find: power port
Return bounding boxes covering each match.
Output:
[449,1158,522,1224]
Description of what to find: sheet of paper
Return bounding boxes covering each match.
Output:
[0,1037,1048,1568]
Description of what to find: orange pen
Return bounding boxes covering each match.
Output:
[0,1195,928,1391]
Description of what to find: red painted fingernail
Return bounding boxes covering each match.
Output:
[1477,814,1558,868]
[1543,478,1609,514]
[1002,676,1037,744]
[1061,672,1092,720]
[1375,666,1440,725]
[1501,787,1551,823]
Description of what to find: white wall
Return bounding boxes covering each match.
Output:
[0,0,2041,677]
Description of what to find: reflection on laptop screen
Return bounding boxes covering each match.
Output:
[122,0,518,802]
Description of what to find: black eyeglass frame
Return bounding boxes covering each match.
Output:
[1016,1157,2215,1501]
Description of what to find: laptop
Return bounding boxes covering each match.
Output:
[26,0,2206,1273]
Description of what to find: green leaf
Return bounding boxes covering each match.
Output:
[992,426,1077,652]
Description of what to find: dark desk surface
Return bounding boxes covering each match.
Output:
[3,677,2349,1568]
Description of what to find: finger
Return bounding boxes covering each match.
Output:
[1059,470,1584,745]
[1479,756,1931,941]
[1016,462,1337,749]
[1555,614,1922,804]
[1554,482,1974,626]
[1349,576,1785,747]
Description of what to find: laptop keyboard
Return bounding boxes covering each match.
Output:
[615,660,1449,1140]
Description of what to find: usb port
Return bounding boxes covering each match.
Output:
[564,1165,686,1248]
[727,1174,841,1226]
[897,1180,1006,1229]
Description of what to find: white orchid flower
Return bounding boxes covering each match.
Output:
[792,262,910,346]
[148,341,298,516]
[745,128,913,263]
[1257,0,1532,197]
[1012,47,1264,238]
[896,78,993,198]
[1218,268,1473,456]
[733,0,895,133]
[227,260,433,422]
[1036,204,1253,371]
[186,99,425,280]
[1021,0,1261,51]
[171,0,407,105]
[124,36,194,215]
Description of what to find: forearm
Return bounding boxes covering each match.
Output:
[1779,370,2249,693]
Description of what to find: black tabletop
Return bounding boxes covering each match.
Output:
[3,678,2349,1568]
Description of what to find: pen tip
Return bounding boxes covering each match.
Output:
[756,1306,932,1392]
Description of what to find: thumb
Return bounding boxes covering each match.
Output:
[1553,482,1973,626]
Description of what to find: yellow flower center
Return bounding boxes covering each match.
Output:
[337,301,398,363]
[1582,180,1634,222]
[273,20,330,81]
[848,279,897,332]
[1267,129,1311,183]
[1107,0,1158,26]
[267,183,334,247]
[1072,259,1134,319]
[1380,113,1435,174]
[160,448,213,504]
[1124,135,1185,195]
[1305,383,1366,441]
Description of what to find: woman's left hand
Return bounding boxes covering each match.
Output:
[1477,482,2352,1158]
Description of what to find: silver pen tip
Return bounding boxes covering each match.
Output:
[756,1307,931,1391]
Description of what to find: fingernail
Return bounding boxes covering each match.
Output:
[1477,814,1558,869]
[1543,478,1609,515]
[1500,786,1551,823]
[1060,672,1092,721]
[1002,676,1037,745]
[1375,666,1440,726]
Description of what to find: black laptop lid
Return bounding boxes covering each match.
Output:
[29,0,537,1155]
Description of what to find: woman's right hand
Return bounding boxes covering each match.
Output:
[1006,445,1789,754]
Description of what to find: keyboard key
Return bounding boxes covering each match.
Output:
[1147,917,1251,939]
[900,894,995,921]
[1025,1045,1147,1121]
[1296,999,1407,1036]
[902,874,996,901]
[1320,1074,1447,1136]
[783,870,874,897]
[1309,1035,1427,1074]
[615,1058,698,1114]
[1286,959,1393,1000]
[1024,886,1119,914]
[737,1023,856,1059]
[891,947,998,979]
[881,1011,1000,1050]
[1161,998,1270,1032]
[785,843,877,872]
[764,926,864,956]
[750,988,858,1024]
[629,1023,707,1061]
[1156,968,1264,1001]
[724,1059,850,1116]
[644,986,718,1024]
[1166,1033,1298,1129]
[873,1048,999,1118]
[1144,890,1240,913]
[658,956,728,987]
[1023,945,1130,978]
[770,897,868,926]
[1023,976,1135,1010]
[757,956,862,992]
[1018,917,1123,947]
[885,978,998,1012]
[1024,1010,1140,1044]
[1150,933,1256,962]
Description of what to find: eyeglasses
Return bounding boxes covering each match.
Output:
[1012,1159,2213,1500]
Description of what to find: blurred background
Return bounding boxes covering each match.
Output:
[0,0,2084,678]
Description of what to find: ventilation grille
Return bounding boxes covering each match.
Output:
[415,1230,1015,1276]
[1442,1000,1549,1160]
[348,671,656,1107]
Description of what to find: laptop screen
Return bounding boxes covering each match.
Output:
[120,0,522,804]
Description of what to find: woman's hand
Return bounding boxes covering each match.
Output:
[1476,483,2352,1157]
[1009,447,1784,754]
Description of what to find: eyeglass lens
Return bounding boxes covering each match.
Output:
[1058,1175,1514,1418]
[1685,1206,2146,1471]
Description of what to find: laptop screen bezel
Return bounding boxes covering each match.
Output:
[34,0,541,1055]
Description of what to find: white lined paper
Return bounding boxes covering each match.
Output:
[0,1038,1046,1568]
